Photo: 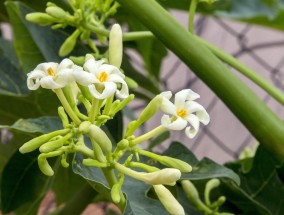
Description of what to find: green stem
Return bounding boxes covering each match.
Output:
[196,37,284,106]
[117,0,284,160]
[188,0,198,33]
[54,89,81,125]
[88,98,102,123]
[129,126,167,146]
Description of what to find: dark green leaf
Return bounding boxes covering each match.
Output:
[1,150,57,214]
[163,142,240,185]
[0,90,59,125]
[73,153,168,214]
[10,116,62,134]
[104,111,123,144]
[222,146,284,215]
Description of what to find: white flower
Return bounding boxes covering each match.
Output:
[153,185,185,215]
[73,58,129,99]
[160,89,210,138]
[27,58,74,90]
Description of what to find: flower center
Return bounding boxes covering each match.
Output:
[98,71,108,82]
[47,67,56,76]
[177,108,187,118]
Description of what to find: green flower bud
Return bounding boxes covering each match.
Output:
[110,94,135,117]
[137,150,192,173]
[69,56,85,66]
[205,178,220,206]
[181,180,201,206]
[19,129,70,153]
[59,29,81,57]
[83,158,108,168]
[79,121,91,133]
[114,163,180,185]
[210,196,226,208]
[109,24,123,68]
[61,153,69,168]
[87,125,112,153]
[111,183,121,204]
[125,76,138,89]
[58,106,69,128]
[116,139,129,150]
[39,132,73,153]
[25,12,56,25]
[125,95,162,137]
[45,6,67,20]
[153,185,185,215]
[38,155,54,176]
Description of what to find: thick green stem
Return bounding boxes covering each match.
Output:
[117,0,284,160]
[196,37,284,106]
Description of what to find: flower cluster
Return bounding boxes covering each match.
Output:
[21,24,210,215]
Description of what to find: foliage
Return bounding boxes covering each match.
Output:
[0,0,283,215]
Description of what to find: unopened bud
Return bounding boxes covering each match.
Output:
[153,185,185,215]
[181,180,201,207]
[58,106,69,128]
[142,168,181,185]
[111,183,121,203]
[46,6,67,20]
[19,129,69,153]
[26,12,56,25]
[205,178,220,206]
[87,125,112,152]
[38,155,54,176]
[59,29,81,57]
[109,24,123,68]
[39,132,73,153]
[125,95,162,137]
[61,153,69,168]
[125,76,138,89]
[83,158,108,168]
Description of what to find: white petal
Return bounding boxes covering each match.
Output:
[160,97,177,116]
[185,89,200,101]
[56,68,74,85]
[36,62,58,74]
[185,114,200,138]
[160,91,172,100]
[174,89,189,109]
[40,76,64,89]
[27,70,44,90]
[161,115,187,130]
[83,58,100,75]
[185,101,210,125]
[115,80,129,99]
[73,68,96,86]
[88,82,117,99]
[58,58,74,70]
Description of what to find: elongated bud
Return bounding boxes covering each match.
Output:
[19,129,70,153]
[46,6,67,20]
[114,163,180,185]
[210,196,226,208]
[39,132,73,153]
[26,12,56,25]
[125,76,138,89]
[61,153,69,168]
[153,185,185,215]
[109,24,123,68]
[87,125,112,152]
[111,183,121,203]
[58,106,69,128]
[138,150,192,172]
[83,158,108,168]
[181,180,201,207]
[110,94,135,117]
[59,29,81,57]
[205,178,220,206]
[116,139,129,150]
[38,155,54,176]
[125,95,162,137]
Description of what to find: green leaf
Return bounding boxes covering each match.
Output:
[222,146,284,215]
[5,1,45,73]
[0,90,59,125]
[1,150,56,214]
[10,116,62,134]
[162,142,240,185]
[73,153,168,214]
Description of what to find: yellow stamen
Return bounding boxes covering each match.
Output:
[177,108,187,118]
[47,67,56,76]
[98,71,108,82]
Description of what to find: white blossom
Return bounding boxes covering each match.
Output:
[73,58,129,99]
[160,89,210,138]
[27,58,74,90]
